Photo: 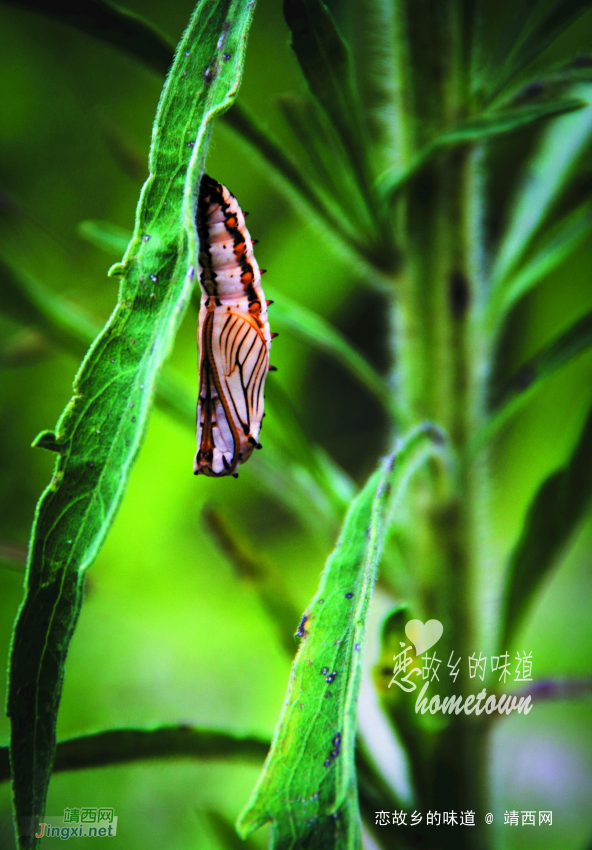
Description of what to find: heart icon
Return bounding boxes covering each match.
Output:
[405,619,443,655]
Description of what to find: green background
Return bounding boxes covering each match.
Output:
[0,1,591,848]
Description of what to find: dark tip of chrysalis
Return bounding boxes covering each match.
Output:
[260,269,267,274]
[252,238,259,245]
[266,299,274,306]
[232,473,239,479]
[271,332,279,339]
[268,365,278,372]
[255,443,263,450]
[243,211,249,217]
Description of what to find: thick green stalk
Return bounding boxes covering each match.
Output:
[390,1,491,847]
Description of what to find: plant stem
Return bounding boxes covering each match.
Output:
[389,2,492,848]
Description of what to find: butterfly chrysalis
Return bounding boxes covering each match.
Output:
[194,174,274,478]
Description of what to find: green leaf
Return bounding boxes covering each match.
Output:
[494,200,592,318]
[1,0,174,75]
[77,219,132,256]
[277,94,375,241]
[477,0,592,102]
[380,98,588,199]
[6,3,257,847]
[283,0,365,179]
[486,307,592,442]
[222,99,381,272]
[0,726,269,784]
[237,425,446,849]
[489,83,592,295]
[500,404,592,646]
[0,257,101,359]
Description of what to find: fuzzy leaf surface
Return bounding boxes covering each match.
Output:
[237,426,445,849]
[6,3,256,846]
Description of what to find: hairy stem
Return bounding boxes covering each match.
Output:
[389,2,492,848]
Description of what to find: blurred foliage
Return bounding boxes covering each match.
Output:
[1,0,592,849]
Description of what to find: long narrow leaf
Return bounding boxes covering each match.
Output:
[500,405,592,646]
[489,83,592,294]
[222,100,382,271]
[6,4,257,847]
[237,426,446,849]
[1,0,173,74]
[487,0,592,102]
[77,220,133,256]
[0,727,269,784]
[283,0,365,179]
[486,307,592,442]
[495,200,592,318]
[380,97,587,199]
[277,94,375,240]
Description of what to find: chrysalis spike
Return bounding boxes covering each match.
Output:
[266,299,274,306]
[268,365,278,372]
[271,332,279,339]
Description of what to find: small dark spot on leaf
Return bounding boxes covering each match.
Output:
[150,273,158,282]
[323,759,331,768]
[321,666,329,675]
[345,592,353,599]
[296,614,309,638]
[223,52,231,61]
[143,234,151,242]
[354,643,360,651]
